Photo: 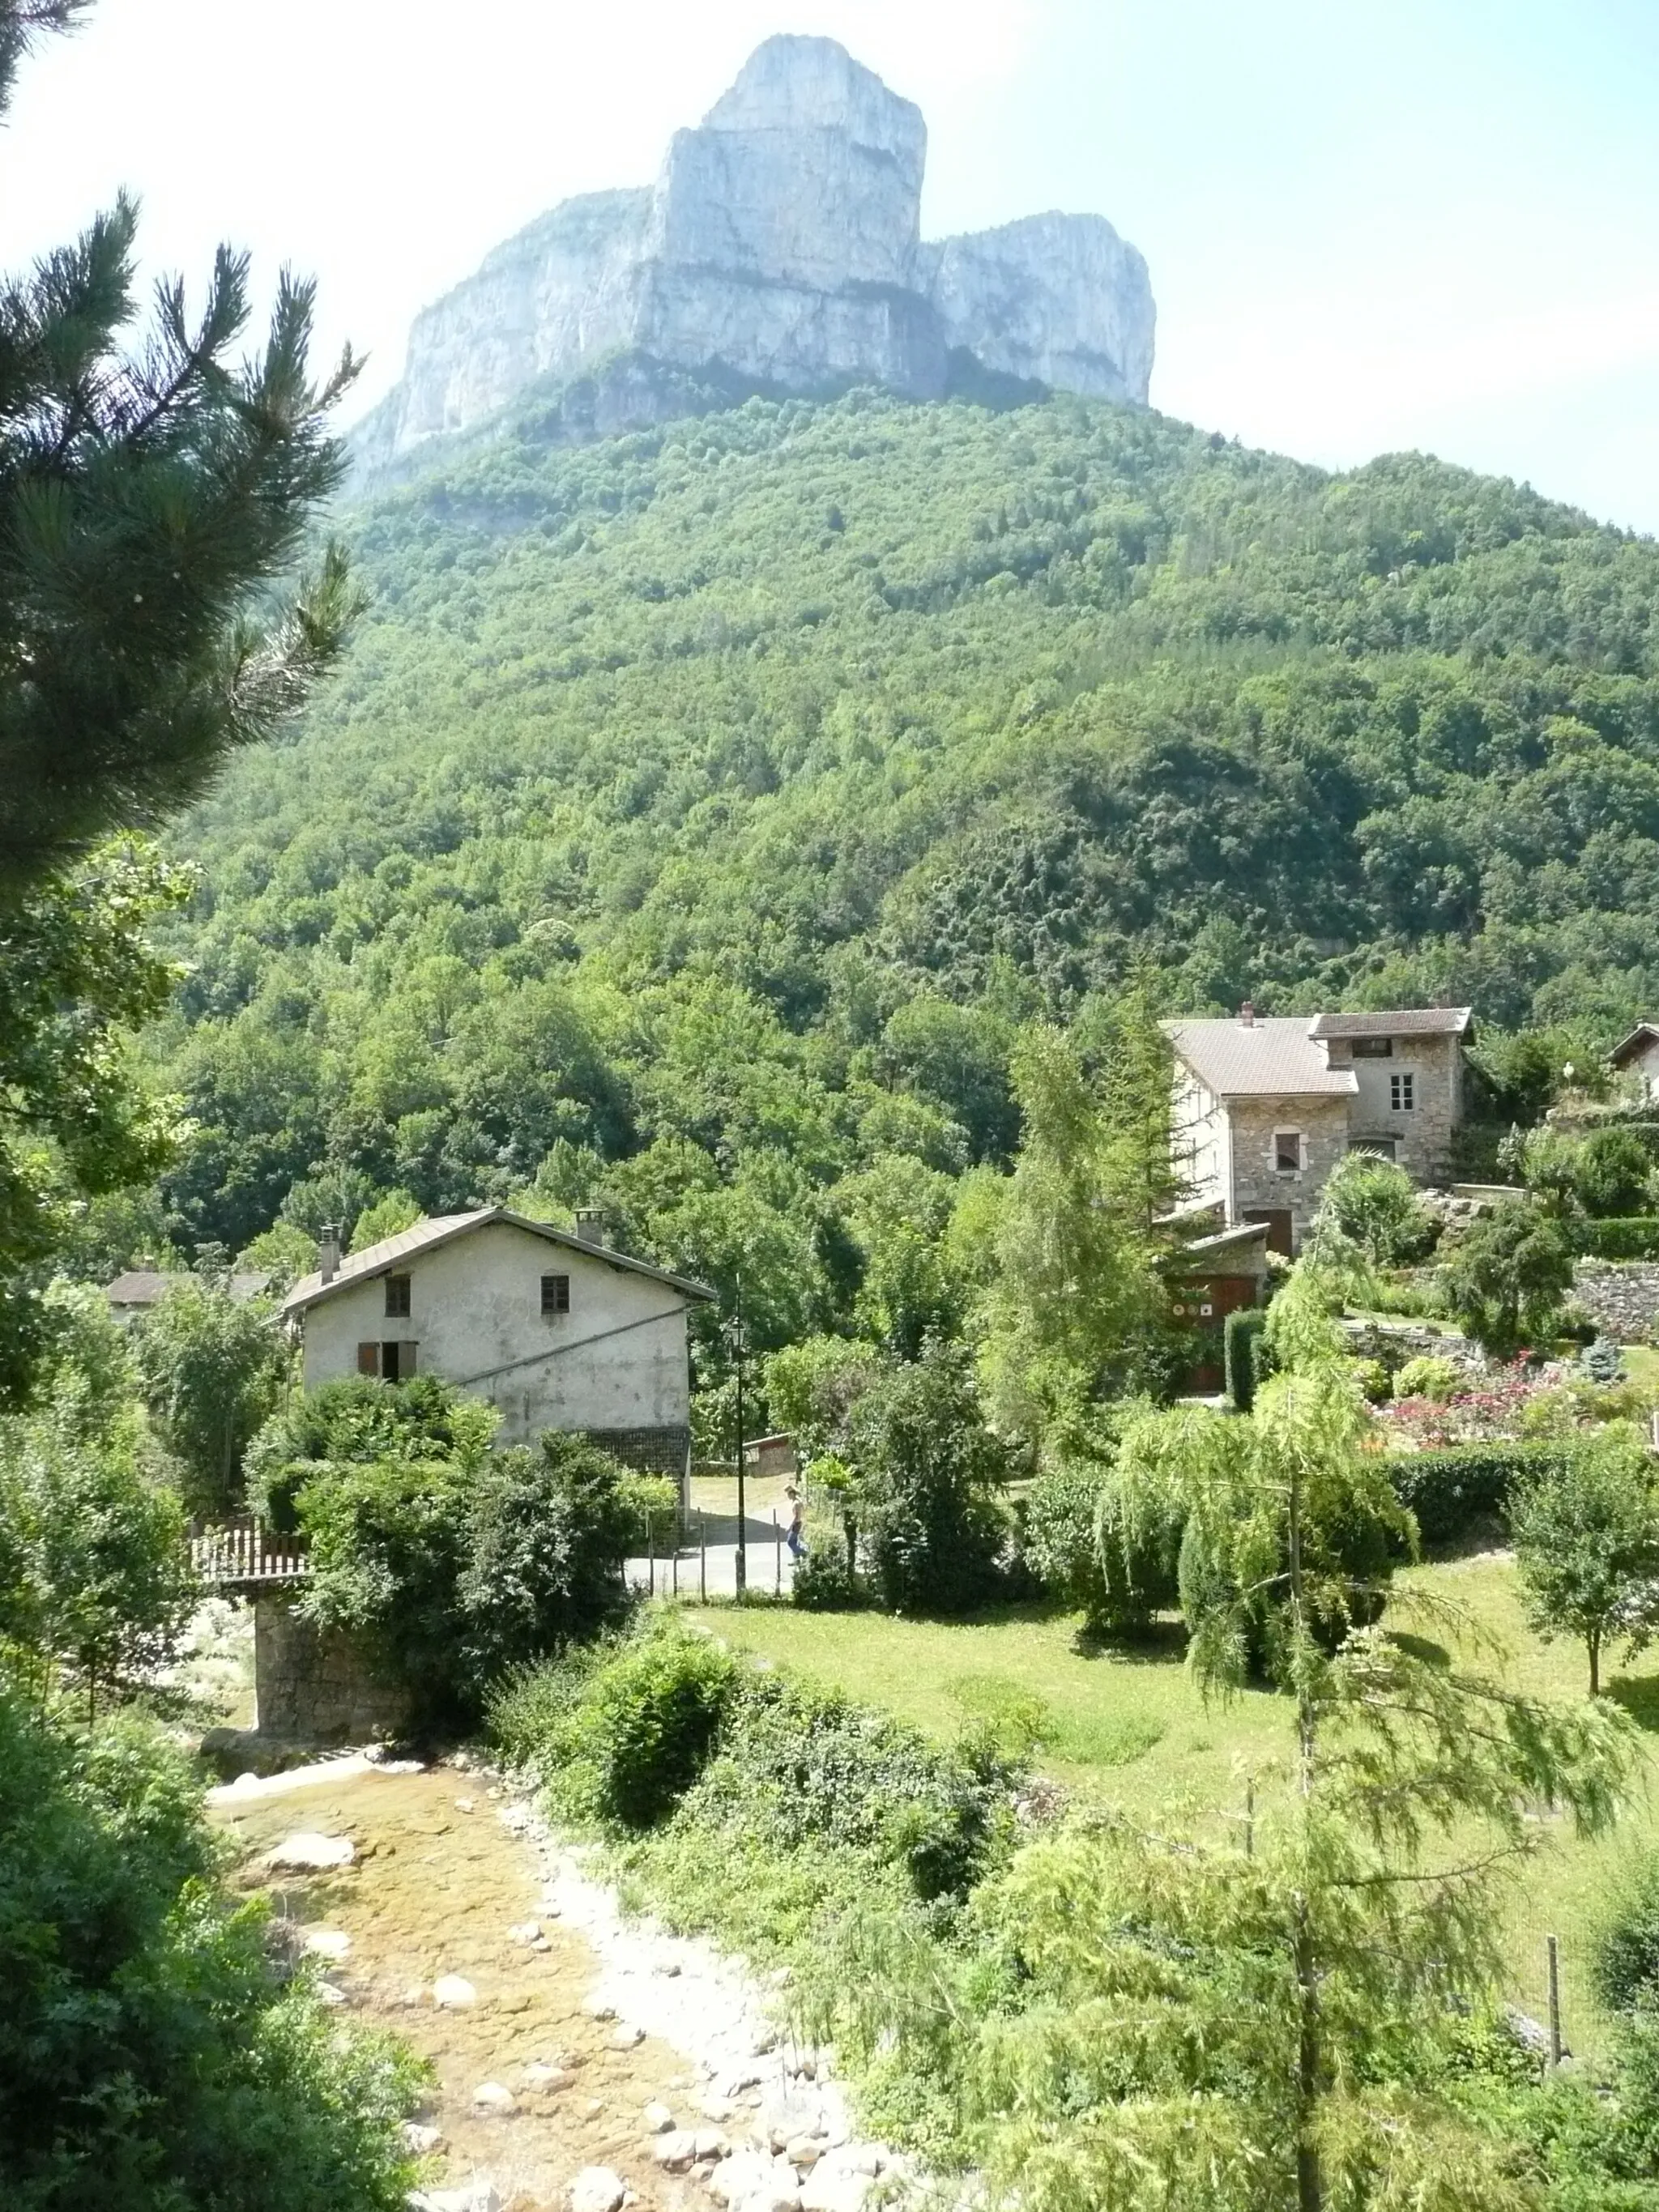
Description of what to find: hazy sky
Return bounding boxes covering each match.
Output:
[4,0,1657,531]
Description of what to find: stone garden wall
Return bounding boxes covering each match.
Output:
[1571,1261,1659,1342]
[253,1594,411,1745]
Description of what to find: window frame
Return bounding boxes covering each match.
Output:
[385,1272,412,1319]
[1390,1072,1416,1113]
[541,1272,571,1317]
[1350,1036,1394,1059]
[1273,1129,1303,1174]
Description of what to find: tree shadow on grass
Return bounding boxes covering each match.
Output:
[1388,1631,1453,1671]
[1607,1674,1659,1733]
[1072,1616,1189,1666]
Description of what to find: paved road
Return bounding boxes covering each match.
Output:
[626,1508,797,1600]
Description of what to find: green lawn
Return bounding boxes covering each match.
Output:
[687,1552,1659,2061]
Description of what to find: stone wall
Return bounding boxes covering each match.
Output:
[1570,1261,1659,1341]
[1229,1095,1352,1251]
[253,1595,411,1746]
[1323,1030,1462,1183]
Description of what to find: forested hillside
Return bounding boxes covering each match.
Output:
[134,384,1659,1359]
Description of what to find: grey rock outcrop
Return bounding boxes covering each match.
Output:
[354,34,1154,476]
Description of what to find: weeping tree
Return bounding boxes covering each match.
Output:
[826,1258,1635,2212]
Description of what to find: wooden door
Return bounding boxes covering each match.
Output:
[1243,1207,1294,1257]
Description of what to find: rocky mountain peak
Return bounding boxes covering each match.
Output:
[353,37,1155,481]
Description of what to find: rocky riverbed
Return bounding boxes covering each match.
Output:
[213,1756,906,2212]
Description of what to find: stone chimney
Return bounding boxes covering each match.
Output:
[1239,1001,1256,1027]
[574,1208,604,1248]
[318,1223,340,1284]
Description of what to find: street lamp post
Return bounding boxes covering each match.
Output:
[724,1298,748,1598]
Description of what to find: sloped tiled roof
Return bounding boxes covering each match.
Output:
[105,1269,269,1306]
[1164,1017,1358,1097]
[279,1206,715,1318]
[1610,1024,1659,1068]
[1307,1008,1473,1039]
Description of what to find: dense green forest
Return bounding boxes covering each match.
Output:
[125,381,1659,1367]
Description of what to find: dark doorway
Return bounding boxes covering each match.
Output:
[1243,1208,1294,1257]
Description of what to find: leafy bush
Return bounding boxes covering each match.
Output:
[1385,1439,1571,1545]
[1439,1201,1574,1356]
[531,1620,736,1829]
[457,1432,635,1676]
[1573,1127,1657,1219]
[1594,1851,1659,2013]
[847,1337,1009,1616]
[1224,1307,1268,1412]
[615,1470,680,1550]
[246,1373,497,1531]
[296,1411,633,1730]
[1569,1216,1659,1259]
[1323,1153,1439,1265]
[1393,1353,1462,1403]
[0,1417,194,1714]
[1022,1452,1179,1636]
[1349,1356,1391,1404]
[495,1624,1015,1906]
[0,1689,422,2211]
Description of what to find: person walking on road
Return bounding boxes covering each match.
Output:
[783,1482,806,1560]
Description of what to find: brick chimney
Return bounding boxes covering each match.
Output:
[574,1208,604,1247]
[1239,1000,1256,1027]
[318,1223,340,1284]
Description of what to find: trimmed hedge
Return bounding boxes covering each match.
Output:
[1569,1217,1659,1260]
[1225,1308,1269,1412]
[1384,1439,1572,1545]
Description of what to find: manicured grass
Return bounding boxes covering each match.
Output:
[687,1553,1659,2060]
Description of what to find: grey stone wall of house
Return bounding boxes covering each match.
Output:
[1570,1261,1659,1341]
[583,1423,693,1485]
[1323,1032,1461,1182]
[253,1595,411,1745]
[1229,1096,1351,1251]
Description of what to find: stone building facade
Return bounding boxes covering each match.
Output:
[1166,1007,1473,1255]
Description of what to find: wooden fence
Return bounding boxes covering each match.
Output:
[187,1517,311,1589]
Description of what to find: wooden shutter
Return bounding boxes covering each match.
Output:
[356,1342,380,1375]
[402,1342,416,1377]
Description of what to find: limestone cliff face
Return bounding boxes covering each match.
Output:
[354,35,1154,474]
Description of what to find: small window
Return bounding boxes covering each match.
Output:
[356,1341,379,1376]
[1391,1072,1415,1112]
[541,1272,571,1316]
[1351,1037,1394,1059]
[385,1273,412,1318]
[1275,1131,1302,1173]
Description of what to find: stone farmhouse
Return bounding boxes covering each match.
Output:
[279,1206,714,1483]
[1164,1005,1473,1255]
[1610,1023,1659,1104]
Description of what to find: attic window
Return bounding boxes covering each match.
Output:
[1351,1037,1393,1058]
[1391,1073,1415,1112]
[541,1273,571,1316]
[1275,1131,1303,1174]
[385,1273,412,1318]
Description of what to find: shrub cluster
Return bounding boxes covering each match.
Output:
[494,1618,1014,1906]
[1568,1217,1659,1260]
[1224,1308,1269,1412]
[1384,1440,1572,1545]
[288,1383,637,1730]
[0,1690,421,2210]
